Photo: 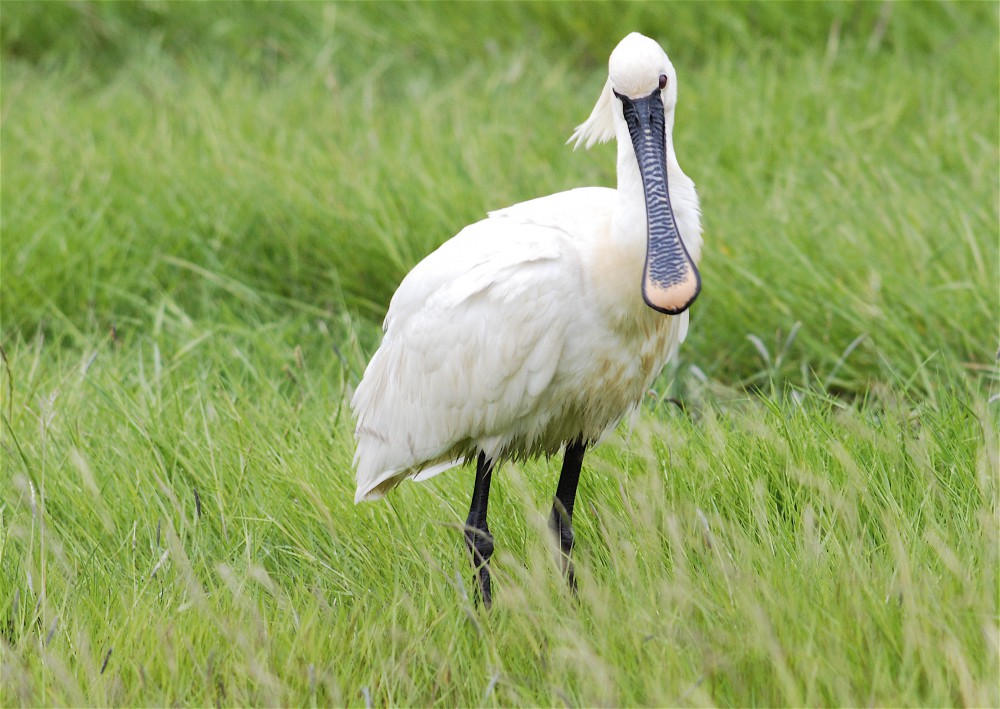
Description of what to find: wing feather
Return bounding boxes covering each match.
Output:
[352,214,580,500]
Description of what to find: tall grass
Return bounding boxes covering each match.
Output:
[2,320,996,706]
[3,1,996,391]
[2,2,998,706]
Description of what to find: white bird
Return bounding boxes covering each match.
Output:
[352,32,702,606]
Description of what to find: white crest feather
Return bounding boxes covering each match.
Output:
[568,78,616,150]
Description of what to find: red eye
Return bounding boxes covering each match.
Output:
[658,74,668,90]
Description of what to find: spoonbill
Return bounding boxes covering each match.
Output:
[352,32,702,607]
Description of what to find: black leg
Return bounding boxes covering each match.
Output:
[464,452,495,608]
[549,440,586,592]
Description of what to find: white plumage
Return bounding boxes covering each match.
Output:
[352,32,703,504]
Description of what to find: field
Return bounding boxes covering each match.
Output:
[2,2,998,706]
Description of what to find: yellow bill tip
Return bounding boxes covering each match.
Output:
[642,264,700,315]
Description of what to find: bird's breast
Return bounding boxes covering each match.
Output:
[519,305,677,456]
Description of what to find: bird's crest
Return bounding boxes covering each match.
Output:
[568,78,616,150]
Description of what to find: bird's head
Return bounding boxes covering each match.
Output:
[609,33,678,120]
[571,33,700,316]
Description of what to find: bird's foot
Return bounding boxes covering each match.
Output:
[549,505,577,595]
[464,525,494,608]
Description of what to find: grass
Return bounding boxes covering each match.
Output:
[2,1,998,706]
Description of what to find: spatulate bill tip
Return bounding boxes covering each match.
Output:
[642,267,700,315]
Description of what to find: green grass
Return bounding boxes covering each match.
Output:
[2,2,998,706]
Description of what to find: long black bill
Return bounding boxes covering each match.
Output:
[617,89,700,315]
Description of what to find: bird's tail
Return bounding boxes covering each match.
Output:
[353,450,463,503]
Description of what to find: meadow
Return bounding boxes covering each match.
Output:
[1,2,998,706]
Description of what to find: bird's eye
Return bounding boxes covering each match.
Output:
[658,74,668,90]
